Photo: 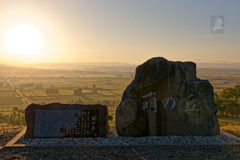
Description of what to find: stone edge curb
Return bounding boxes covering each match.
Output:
[2,128,240,149]
[220,129,240,141]
[0,127,26,150]
[4,143,240,148]
[5,127,27,147]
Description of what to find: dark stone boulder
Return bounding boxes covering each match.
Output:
[116,57,220,136]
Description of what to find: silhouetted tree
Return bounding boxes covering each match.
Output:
[74,88,82,95]
[92,84,97,93]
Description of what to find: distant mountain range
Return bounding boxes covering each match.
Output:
[196,62,240,69]
[27,61,240,70]
[10,62,136,70]
[2,61,240,70]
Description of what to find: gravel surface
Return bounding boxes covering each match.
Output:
[16,132,240,145]
[3,126,240,159]
[2,145,240,159]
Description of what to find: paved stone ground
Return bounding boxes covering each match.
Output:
[2,126,240,159]
[1,145,240,160]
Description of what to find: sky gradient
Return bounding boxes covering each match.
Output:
[0,0,240,66]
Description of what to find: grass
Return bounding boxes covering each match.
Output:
[82,89,92,93]
[98,90,114,96]
[22,91,35,97]
[59,89,74,95]
[0,97,23,105]
[219,119,240,137]
[32,98,66,104]
[30,96,53,100]
[108,106,117,114]
[0,92,16,97]
[61,93,121,102]
[108,106,117,126]
[108,113,116,126]
[221,126,240,136]
[0,86,13,92]
[218,119,240,127]
[29,96,66,104]
[87,93,121,101]
[111,89,124,95]
[217,114,240,120]
[0,105,27,112]
[33,90,47,96]
[61,95,92,102]
[214,88,224,93]
[0,77,128,112]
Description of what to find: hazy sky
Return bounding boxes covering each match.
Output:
[0,0,240,65]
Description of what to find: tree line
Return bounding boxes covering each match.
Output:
[67,99,121,106]
[214,85,240,117]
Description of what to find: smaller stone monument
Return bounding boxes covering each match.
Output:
[25,103,108,138]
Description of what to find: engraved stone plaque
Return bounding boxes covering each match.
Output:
[25,103,108,138]
[34,109,99,137]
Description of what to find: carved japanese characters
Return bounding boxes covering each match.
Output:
[116,57,219,136]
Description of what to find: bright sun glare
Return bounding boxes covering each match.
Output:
[6,25,42,55]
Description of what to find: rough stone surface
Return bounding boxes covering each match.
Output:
[116,57,220,136]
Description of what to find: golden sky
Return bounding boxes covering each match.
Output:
[0,0,240,66]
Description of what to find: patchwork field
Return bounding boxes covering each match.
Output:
[22,91,35,97]
[0,97,23,105]
[98,90,114,96]
[30,96,66,104]
[0,87,23,105]
[33,90,47,96]
[1,68,240,127]
[0,91,16,97]
[197,69,240,93]
[0,86,13,92]
[58,89,74,95]
[12,78,129,105]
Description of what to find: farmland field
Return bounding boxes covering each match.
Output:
[22,91,35,97]
[82,89,92,93]
[33,90,47,96]
[30,96,66,104]
[0,97,23,105]
[2,67,240,127]
[98,90,114,96]
[14,78,129,105]
[86,93,120,101]
[61,95,86,102]
[0,91,16,97]
[0,86,13,92]
[0,105,26,111]
[59,89,74,95]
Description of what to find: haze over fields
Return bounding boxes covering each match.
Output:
[0,0,240,126]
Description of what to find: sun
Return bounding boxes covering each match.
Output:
[6,25,42,55]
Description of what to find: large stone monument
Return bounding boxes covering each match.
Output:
[25,103,108,138]
[116,57,220,136]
